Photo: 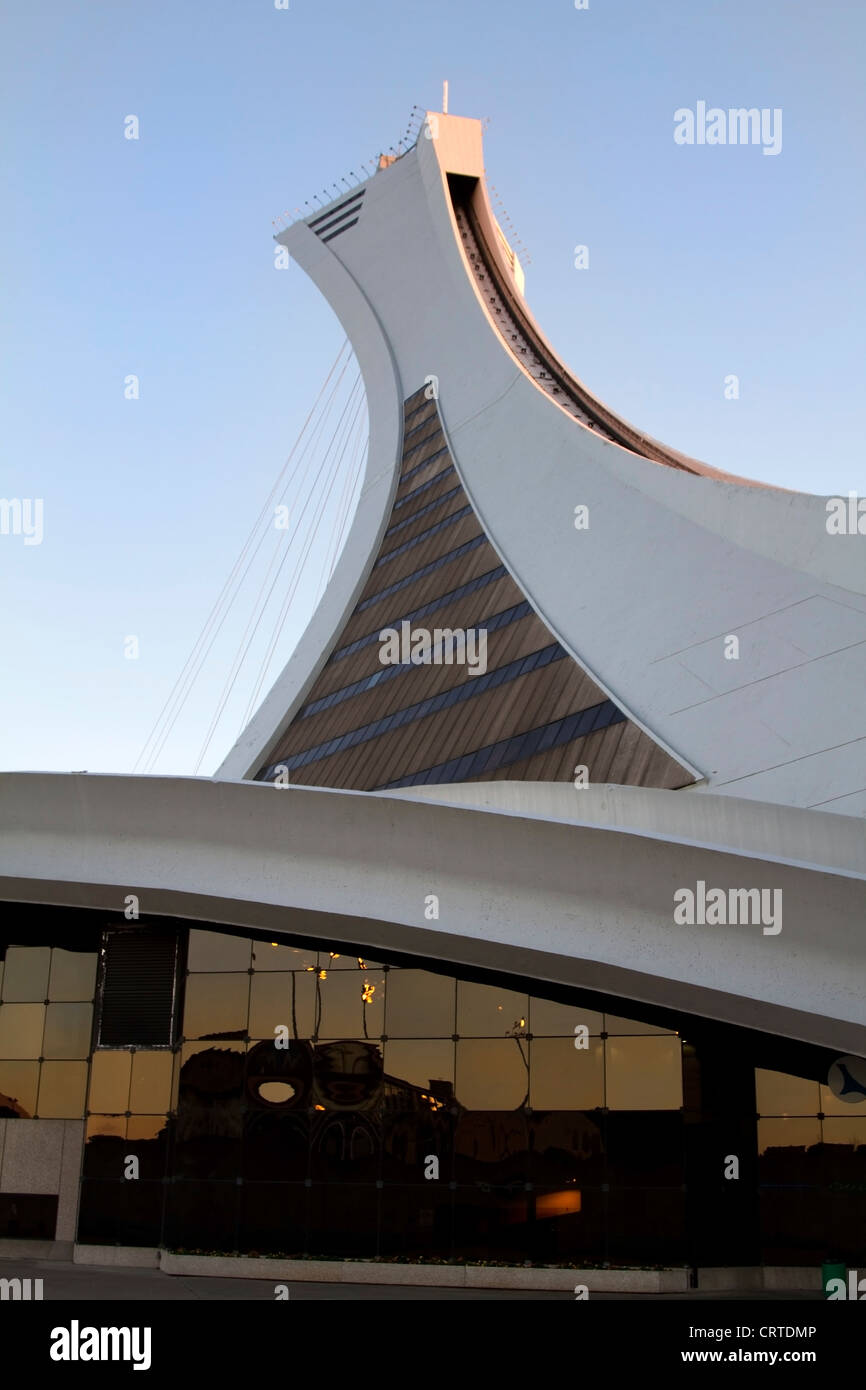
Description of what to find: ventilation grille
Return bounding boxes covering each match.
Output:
[308,189,365,243]
[97,928,179,1047]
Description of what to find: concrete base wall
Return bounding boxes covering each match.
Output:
[0,1239,73,1261]
[0,1119,84,1242]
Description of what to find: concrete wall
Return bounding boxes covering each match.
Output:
[1,772,864,1054]
[0,1119,84,1240]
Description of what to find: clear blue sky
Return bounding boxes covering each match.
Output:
[1,0,863,777]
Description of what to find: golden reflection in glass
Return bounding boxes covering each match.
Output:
[248,972,316,1040]
[37,1061,88,1117]
[530,1038,604,1110]
[383,1040,455,1093]
[129,1051,173,1113]
[455,1039,528,1110]
[182,972,249,1040]
[172,1040,246,1112]
[0,946,51,1002]
[530,998,603,1036]
[457,981,529,1038]
[187,929,251,973]
[127,1115,167,1142]
[385,971,454,1038]
[0,1003,45,1058]
[756,1069,820,1116]
[42,1003,93,1059]
[317,971,385,1039]
[822,1117,866,1149]
[88,1051,131,1113]
[604,1014,670,1036]
[0,1060,39,1117]
[820,1081,866,1117]
[48,949,98,1002]
[758,1117,821,1154]
[86,1115,126,1140]
[605,1036,683,1110]
[320,951,383,970]
[251,941,316,971]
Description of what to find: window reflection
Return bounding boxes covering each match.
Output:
[0,947,51,1002]
[130,1051,173,1113]
[605,1036,682,1110]
[42,1003,92,1059]
[249,971,316,1040]
[383,1040,454,1094]
[756,1070,821,1116]
[530,998,602,1036]
[250,941,316,971]
[37,1061,88,1117]
[604,1014,670,1036]
[0,1060,39,1117]
[182,972,249,1040]
[88,1051,131,1114]
[386,971,454,1038]
[317,971,385,1039]
[17,919,852,1266]
[457,981,528,1038]
[456,1039,528,1111]
[48,949,97,1002]
[758,1117,821,1155]
[530,1038,604,1110]
[187,930,251,973]
[820,1081,866,1117]
[0,1003,45,1058]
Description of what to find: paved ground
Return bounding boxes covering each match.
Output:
[2,1258,822,1300]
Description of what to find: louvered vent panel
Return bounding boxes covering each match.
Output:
[98,929,179,1047]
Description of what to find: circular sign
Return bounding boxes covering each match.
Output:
[827,1055,866,1104]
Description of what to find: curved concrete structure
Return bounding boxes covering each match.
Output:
[2,772,863,1055]
[218,111,866,817]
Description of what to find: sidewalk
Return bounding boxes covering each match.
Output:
[1,1258,822,1301]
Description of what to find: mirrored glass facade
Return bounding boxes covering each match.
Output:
[1,923,863,1265]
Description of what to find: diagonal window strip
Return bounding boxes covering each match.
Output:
[376,700,627,789]
[297,600,534,719]
[384,484,463,537]
[331,565,507,662]
[257,642,567,777]
[374,504,472,568]
[308,191,365,229]
[392,464,455,510]
[399,445,450,487]
[401,428,444,459]
[355,533,486,613]
[402,411,439,441]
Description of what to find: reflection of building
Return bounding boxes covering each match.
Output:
[1,105,864,1279]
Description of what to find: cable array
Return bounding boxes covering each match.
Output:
[134,341,368,776]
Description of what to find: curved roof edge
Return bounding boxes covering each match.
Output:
[2,772,864,1054]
